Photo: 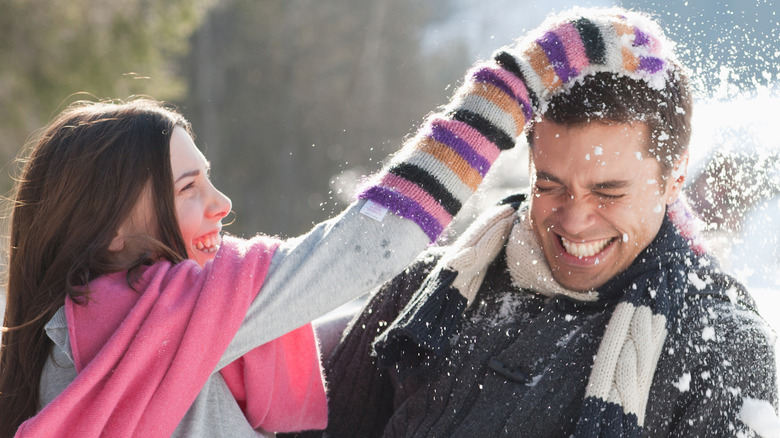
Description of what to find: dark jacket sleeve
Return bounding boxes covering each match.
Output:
[290,249,443,438]
[645,294,778,437]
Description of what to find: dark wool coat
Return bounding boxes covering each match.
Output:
[300,221,777,437]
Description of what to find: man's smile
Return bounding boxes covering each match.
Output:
[559,235,615,259]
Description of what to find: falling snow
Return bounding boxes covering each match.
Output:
[702,326,716,342]
[688,272,708,290]
[740,398,780,437]
[674,372,692,392]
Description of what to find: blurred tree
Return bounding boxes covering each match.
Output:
[179,0,467,238]
[0,0,214,191]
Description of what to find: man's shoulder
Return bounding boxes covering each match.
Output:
[411,245,449,269]
[679,273,776,351]
[391,245,449,285]
[366,245,451,314]
[650,282,778,438]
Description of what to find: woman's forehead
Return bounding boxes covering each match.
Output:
[170,127,208,177]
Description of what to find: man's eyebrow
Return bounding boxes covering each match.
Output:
[591,180,630,190]
[536,171,630,190]
[535,170,563,184]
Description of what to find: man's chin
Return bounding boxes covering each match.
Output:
[549,268,609,292]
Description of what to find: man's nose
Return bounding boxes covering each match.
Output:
[557,194,597,237]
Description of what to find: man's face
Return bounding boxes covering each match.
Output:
[529,119,685,291]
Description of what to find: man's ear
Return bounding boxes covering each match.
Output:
[666,152,689,204]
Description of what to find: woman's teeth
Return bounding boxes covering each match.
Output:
[560,236,613,258]
[194,235,220,253]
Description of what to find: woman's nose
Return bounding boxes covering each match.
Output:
[209,187,232,221]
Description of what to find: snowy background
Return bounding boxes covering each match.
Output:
[1,0,779,433]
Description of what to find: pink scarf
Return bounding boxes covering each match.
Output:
[16,235,327,437]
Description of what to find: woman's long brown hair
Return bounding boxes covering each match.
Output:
[0,99,192,436]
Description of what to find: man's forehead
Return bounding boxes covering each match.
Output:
[531,119,651,154]
[532,119,650,141]
[529,120,662,182]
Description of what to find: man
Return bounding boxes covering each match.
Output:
[310,8,777,437]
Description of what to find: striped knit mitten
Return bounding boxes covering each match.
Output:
[358,7,679,243]
[357,58,533,242]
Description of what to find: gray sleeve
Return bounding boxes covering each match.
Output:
[218,199,429,369]
[40,307,78,408]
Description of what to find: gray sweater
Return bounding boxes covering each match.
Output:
[40,200,429,437]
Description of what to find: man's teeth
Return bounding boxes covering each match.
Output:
[194,235,220,252]
[560,236,612,258]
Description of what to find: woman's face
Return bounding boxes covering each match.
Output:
[169,126,232,266]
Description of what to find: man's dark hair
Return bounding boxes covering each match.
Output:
[527,69,693,177]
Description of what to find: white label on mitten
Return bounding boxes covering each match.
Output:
[360,199,389,222]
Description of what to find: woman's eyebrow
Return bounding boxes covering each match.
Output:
[174,169,200,184]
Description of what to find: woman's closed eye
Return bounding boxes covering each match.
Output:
[175,181,196,195]
[174,169,205,195]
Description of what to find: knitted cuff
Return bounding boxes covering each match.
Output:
[358,59,532,242]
